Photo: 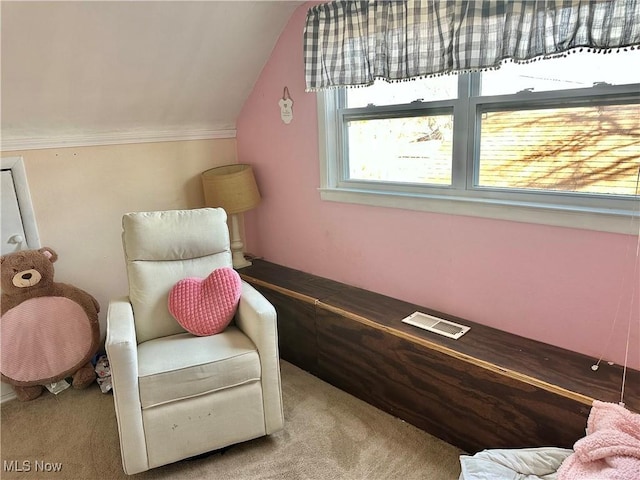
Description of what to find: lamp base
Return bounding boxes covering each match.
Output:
[232,251,252,269]
[229,213,252,270]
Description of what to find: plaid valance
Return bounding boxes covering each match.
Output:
[304,0,640,92]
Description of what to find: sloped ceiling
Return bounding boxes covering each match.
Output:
[1,1,303,149]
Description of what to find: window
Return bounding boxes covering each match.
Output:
[318,51,640,234]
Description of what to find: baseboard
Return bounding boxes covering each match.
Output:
[1,380,17,403]
[1,390,17,404]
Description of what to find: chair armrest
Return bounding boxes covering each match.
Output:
[106,297,148,475]
[235,281,284,434]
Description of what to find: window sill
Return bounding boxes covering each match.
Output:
[319,187,640,235]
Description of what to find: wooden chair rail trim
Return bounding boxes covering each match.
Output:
[242,275,319,306]
[317,301,595,407]
[242,273,595,407]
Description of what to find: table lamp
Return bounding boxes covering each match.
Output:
[201,164,261,269]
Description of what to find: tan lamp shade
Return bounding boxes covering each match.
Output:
[201,164,261,214]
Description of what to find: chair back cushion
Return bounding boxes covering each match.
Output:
[122,208,232,343]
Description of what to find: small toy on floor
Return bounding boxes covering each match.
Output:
[94,354,112,393]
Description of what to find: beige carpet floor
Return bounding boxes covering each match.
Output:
[1,361,463,479]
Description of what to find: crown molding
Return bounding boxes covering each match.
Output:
[0,127,237,152]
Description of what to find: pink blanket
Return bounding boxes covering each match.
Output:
[558,400,640,480]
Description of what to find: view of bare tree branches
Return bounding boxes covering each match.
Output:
[479,104,640,195]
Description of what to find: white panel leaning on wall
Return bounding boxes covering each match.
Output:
[1,156,41,403]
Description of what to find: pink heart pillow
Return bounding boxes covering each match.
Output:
[168,267,241,336]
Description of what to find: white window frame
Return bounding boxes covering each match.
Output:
[317,74,640,235]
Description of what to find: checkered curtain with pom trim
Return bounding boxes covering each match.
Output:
[303,0,640,92]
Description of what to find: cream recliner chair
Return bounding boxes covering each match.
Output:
[106,208,284,475]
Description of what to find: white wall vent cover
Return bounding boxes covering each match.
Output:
[401,312,470,340]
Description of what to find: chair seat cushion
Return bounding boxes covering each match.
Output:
[137,326,260,409]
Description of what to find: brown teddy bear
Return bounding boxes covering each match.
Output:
[1,247,100,401]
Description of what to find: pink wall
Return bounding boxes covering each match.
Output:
[237,3,640,370]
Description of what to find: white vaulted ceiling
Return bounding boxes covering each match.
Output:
[1,1,303,149]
